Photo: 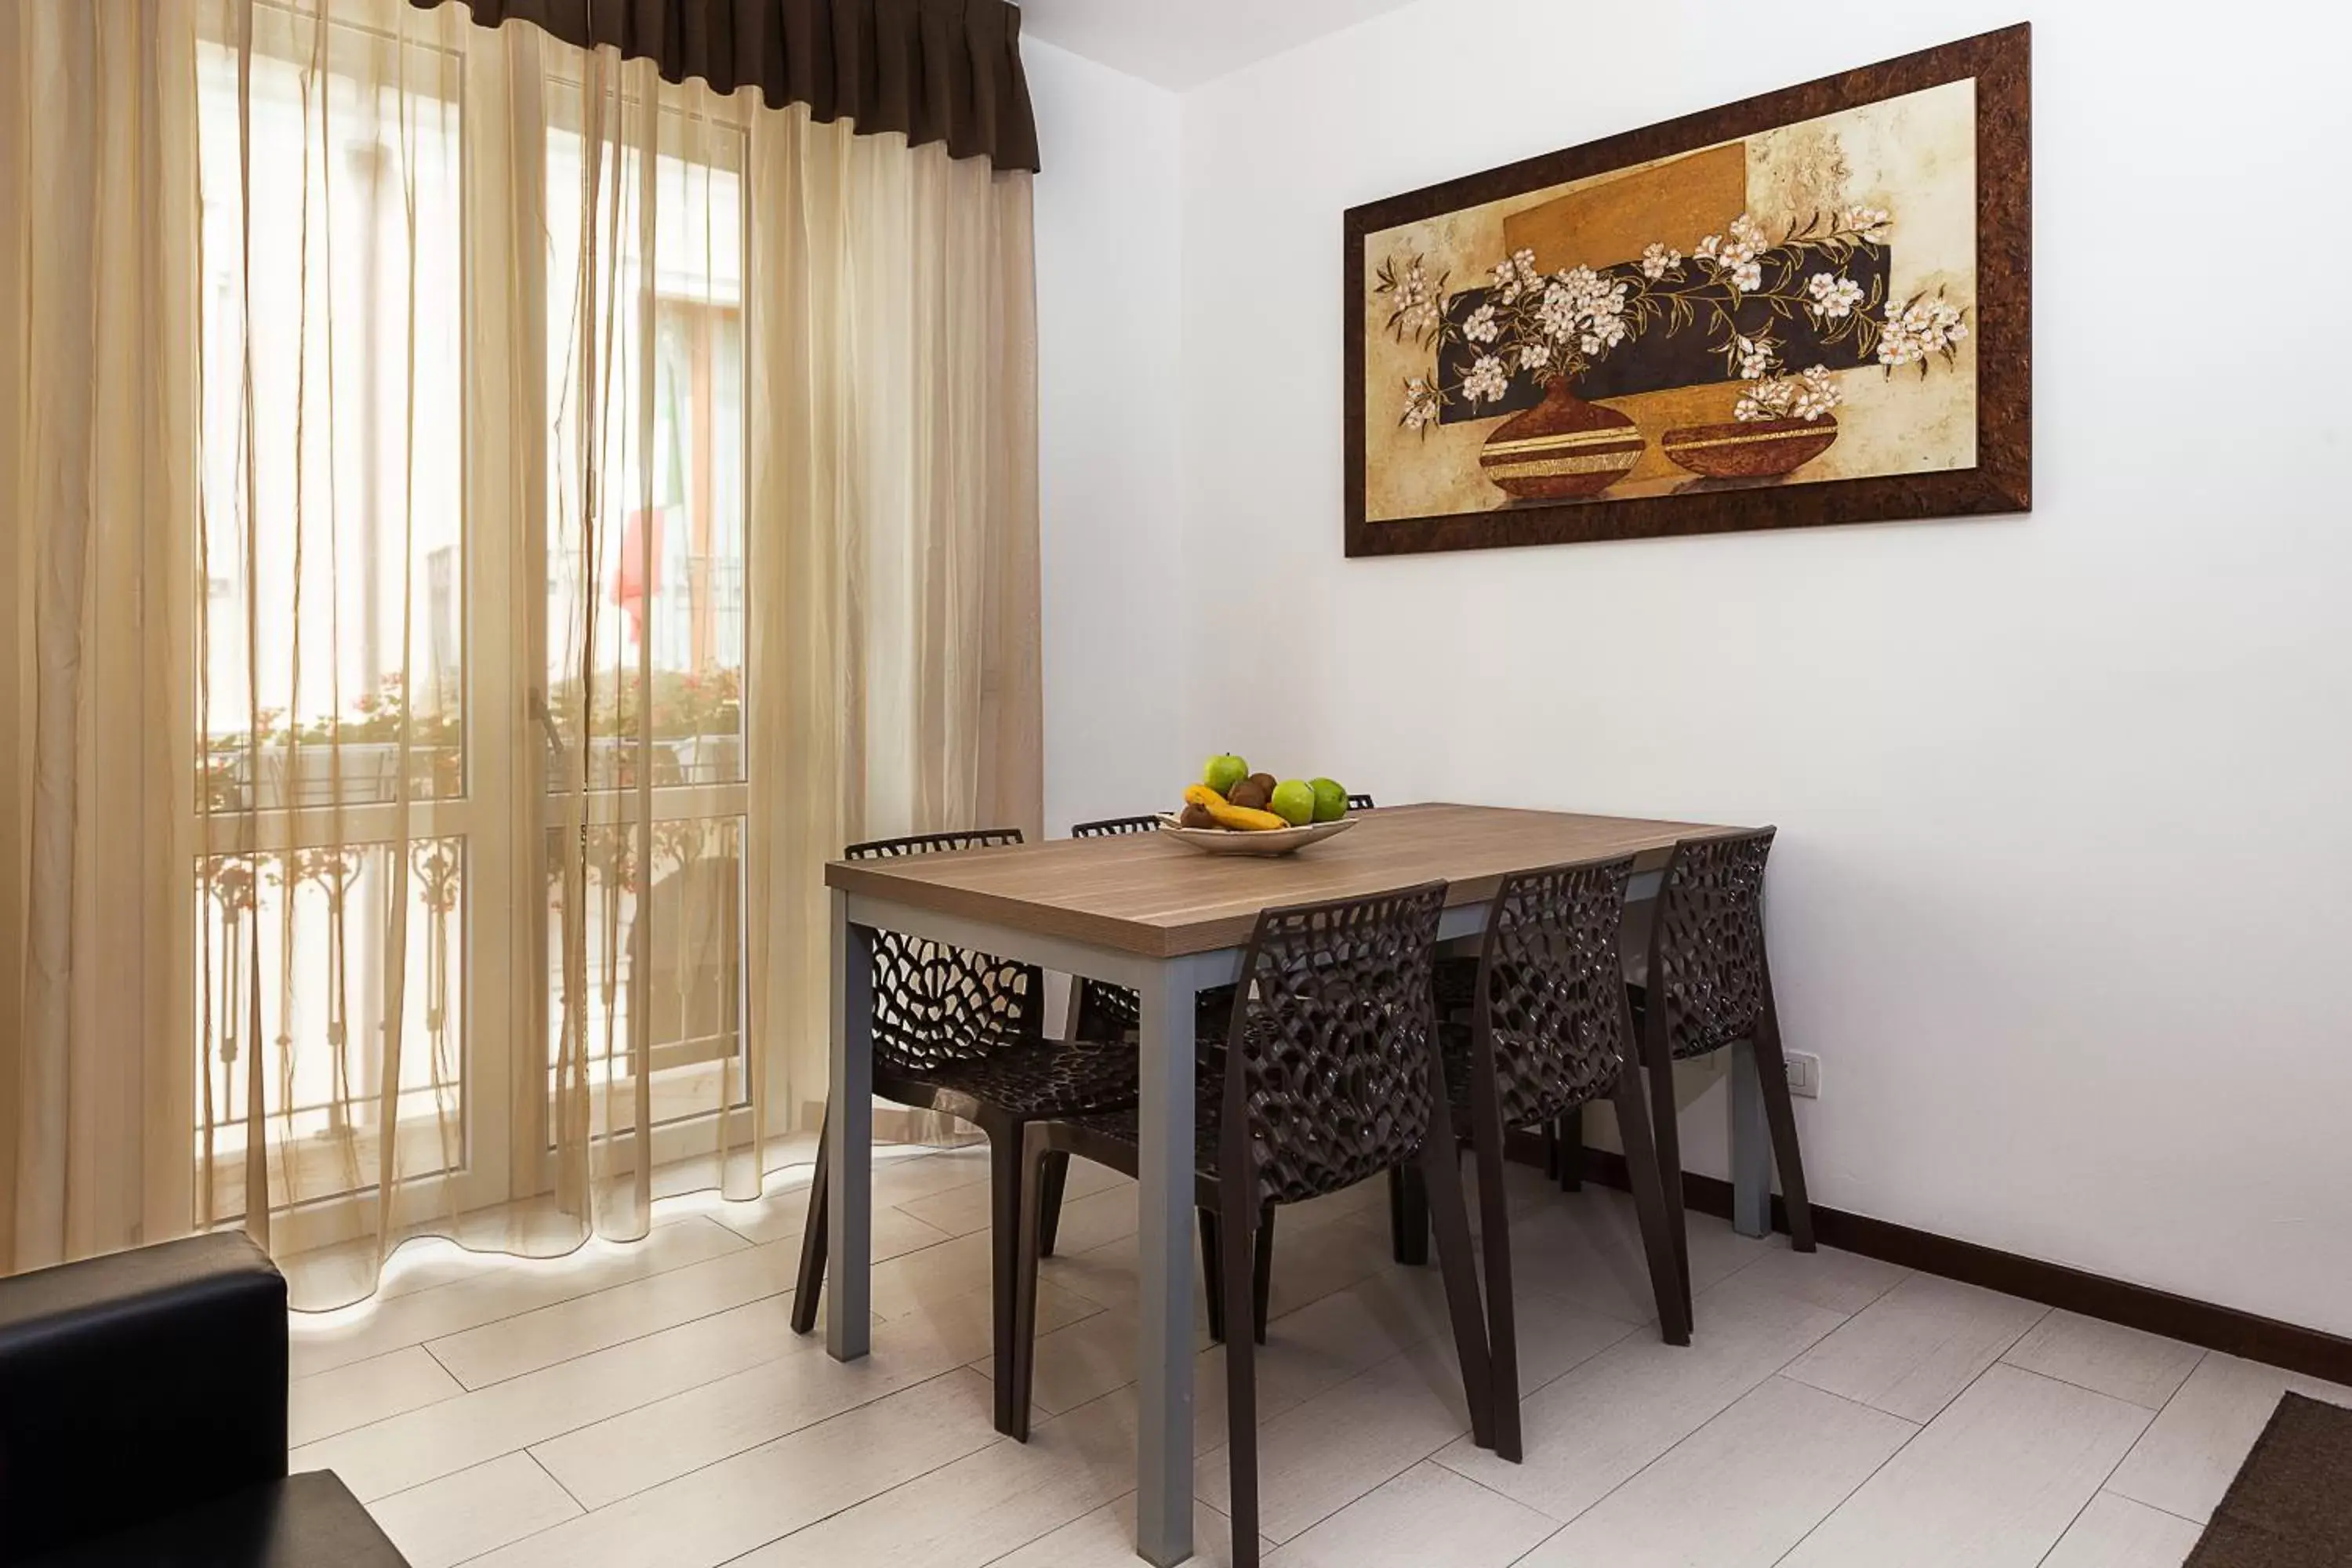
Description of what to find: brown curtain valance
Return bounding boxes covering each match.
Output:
[417,0,1041,171]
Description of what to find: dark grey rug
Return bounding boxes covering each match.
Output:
[2185,1392,2352,1566]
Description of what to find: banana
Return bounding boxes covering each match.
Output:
[1206,798,1290,832]
[1181,781,1287,831]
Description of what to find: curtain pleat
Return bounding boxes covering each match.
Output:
[0,0,200,1273]
[1,0,1040,1307]
[412,0,1042,172]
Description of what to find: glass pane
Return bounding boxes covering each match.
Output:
[195,838,467,1220]
[543,112,746,792]
[546,816,748,1141]
[194,28,466,811]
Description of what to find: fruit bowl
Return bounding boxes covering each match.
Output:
[1156,815,1357,857]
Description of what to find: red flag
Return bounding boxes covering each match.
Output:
[608,508,662,645]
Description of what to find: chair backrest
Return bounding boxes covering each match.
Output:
[1065,817,1163,1036]
[1346,793,1377,811]
[1647,827,1776,1060]
[1071,814,1163,837]
[844,829,1042,1073]
[1474,855,1638,1129]
[1219,880,1447,1207]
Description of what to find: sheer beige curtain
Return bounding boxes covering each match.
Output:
[0,0,1040,1308]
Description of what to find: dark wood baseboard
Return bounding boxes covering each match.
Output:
[1502,1131,2352,1389]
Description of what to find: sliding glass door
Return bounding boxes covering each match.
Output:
[188,3,753,1259]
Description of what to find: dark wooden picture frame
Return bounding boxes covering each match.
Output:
[1343,24,2030,558]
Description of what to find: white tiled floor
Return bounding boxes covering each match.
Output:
[289,1145,2339,1566]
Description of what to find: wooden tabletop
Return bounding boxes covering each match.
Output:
[826,803,1746,958]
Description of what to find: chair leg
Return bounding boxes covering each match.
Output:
[1217,1187,1261,1568]
[1471,1112,1523,1461]
[1611,1069,1692,1346]
[1200,1207,1228,1344]
[1643,1018,1695,1324]
[1007,1126,1053,1443]
[1036,1152,1072,1258]
[1556,1105,1583,1192]
[1749,988,1817,1252]
[789,1104,829,1336]
[1388,1163,1430,1265]
[1251,1207,1275,1345]
[989,1132,1024,1437]
[1417,1133,1494,1452]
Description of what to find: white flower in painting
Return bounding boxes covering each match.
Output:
[1536,282,1581,343]
[1733,375,1797,423]
[1695,213,1764,292]
[1379,253,1456,340]
[1640,241,1682,279]
[1579,334,1602,356]
[1490,247,1542,302]
[1807,273,1864,320]
[1391,264,1429,311]
[1462,303,1501,343]
[1790,365,1842,422]
[1517,341,1552,373]
[1557,264,1605,299]
[1461,354,1512,404]
[1399,376,1442,430]
[1876,296,1968,368]
[1388,261,1439,337]
[1737,335,1777,380]
[1837,205,1893,243]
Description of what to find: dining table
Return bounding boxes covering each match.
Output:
[822,801,1768,1565]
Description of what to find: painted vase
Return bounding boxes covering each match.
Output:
[1660,415,1839,479]
[1478,376,1645,499]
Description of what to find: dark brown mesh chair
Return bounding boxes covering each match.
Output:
[1006,883,1494,1568]
[789,829,1141,1437]
[1450,856,1690,1461]
[1066,812,1165,837]
[1629,827,1815,1324]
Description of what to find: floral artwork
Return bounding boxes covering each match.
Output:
[1343,27,2030,554]
[1378,205,1968,438]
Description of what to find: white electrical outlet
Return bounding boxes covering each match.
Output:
[1784,1051,1820,1098]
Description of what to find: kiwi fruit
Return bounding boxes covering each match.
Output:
[1247,772,1277,795]
[1179,803,1215,829]
[1227,779,1272,811]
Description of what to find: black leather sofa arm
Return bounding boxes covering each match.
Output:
[0,1232,288,1562]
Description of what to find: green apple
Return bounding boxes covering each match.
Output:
[1308,778,1348,822]
[1269,779,1316,827]
[1203,753,1249,796]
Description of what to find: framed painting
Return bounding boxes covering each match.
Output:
[1343,24,2029,557]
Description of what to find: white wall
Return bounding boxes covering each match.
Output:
[1026,41,1189,835]
[1152,0,2352,1334]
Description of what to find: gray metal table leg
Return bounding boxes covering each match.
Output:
[1133,952,1214,1564]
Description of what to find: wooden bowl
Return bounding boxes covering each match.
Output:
[1156,815,1357,857]
[1661,416,1838,478]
